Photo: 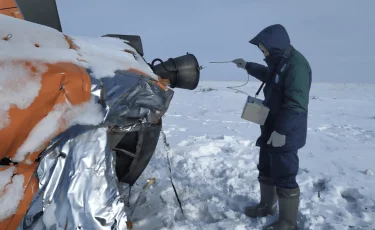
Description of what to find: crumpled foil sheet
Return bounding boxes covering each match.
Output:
[18,69,174,230]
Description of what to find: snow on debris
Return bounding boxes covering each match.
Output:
[0,62,47,130]
[0,167,16,193]
[0,14,69,49]
[69,35,158,79]
[0,14,157,80]
[0,14,156,162]
[0,167,25,221]
[42,202,57,229]
[14,99,104,163]
[0,14,78,64]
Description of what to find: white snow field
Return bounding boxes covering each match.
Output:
[127,81,375,230]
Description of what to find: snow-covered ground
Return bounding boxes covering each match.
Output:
[128,81,375,230]
[1,4,374,228]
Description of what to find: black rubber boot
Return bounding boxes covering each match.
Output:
[263,186,300,230]
[245,176,277,218]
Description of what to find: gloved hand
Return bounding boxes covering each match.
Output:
[267,131,286,147]
[232,58,247,69]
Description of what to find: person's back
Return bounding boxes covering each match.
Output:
[266,45,312,151]
[283,47,312,113]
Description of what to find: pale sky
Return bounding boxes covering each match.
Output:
[56,0,375,83]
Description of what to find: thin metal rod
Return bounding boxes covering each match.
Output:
[113,148,136,158]
[209,61,233,64]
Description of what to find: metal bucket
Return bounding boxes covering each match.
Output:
[151,53,200,90]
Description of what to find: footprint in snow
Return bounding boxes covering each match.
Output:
[339,187,375,221]
[341,188,365,204]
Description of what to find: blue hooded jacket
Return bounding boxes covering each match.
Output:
[245,24,312,151]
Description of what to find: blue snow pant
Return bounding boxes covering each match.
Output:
[257,148,299,189]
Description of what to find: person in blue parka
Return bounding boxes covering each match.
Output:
[233,24,312,230]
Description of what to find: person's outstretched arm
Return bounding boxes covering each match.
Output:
[232,58,270,82]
